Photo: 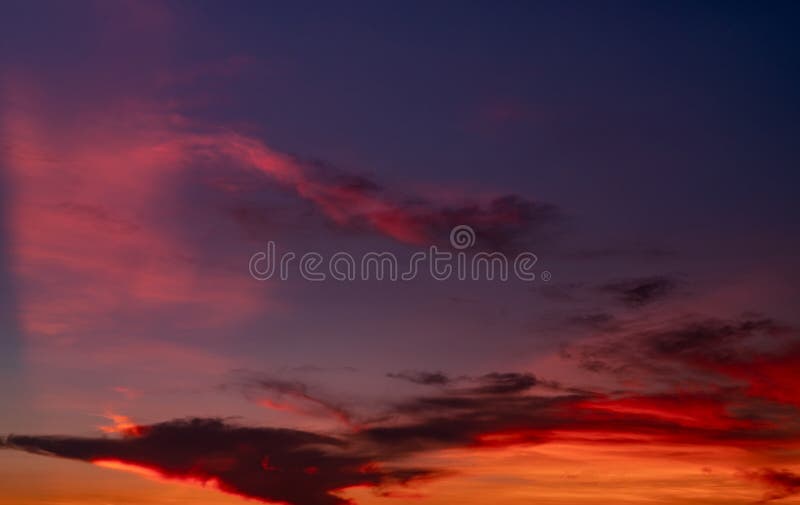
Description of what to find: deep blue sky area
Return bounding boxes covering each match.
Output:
[180,1,800,240]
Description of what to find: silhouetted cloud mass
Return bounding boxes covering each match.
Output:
[1,418,432,505]
[387,371,452,386]
[4,315,799,505]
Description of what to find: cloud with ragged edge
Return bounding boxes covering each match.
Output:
[4,310,800,505]
[4,386,799,505]
[387,371,453,386]
[1,418,434,505]
[388,371,540,395]
[186,130,559,250]
[563,315,800,405]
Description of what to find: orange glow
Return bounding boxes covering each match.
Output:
[98,413,144,436]
[93,459,163,479]
[92,459,224,492]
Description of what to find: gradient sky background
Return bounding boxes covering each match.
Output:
[1,1,800,504]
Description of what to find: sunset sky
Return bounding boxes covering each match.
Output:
[1,1,800,504]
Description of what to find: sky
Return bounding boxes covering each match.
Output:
[1,1,799,504]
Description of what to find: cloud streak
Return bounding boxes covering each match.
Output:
[190,131,558,248]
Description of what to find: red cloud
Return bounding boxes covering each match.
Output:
[742,468,800,502]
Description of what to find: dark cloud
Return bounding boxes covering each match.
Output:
[469,373,538,395]
[1,418,433,505]
[303,160,560,250]
[642,318,786,361]
[569,316,788,372]
[320,188,559,251]
[358,394,577,455]
[374,349,800,458]
[387,371,538,395]
[5,364,800,505]
[166,132,558,249]
[599,276,677,308]
[222,151,559,250]
[387,371,452,386]
[7,320,800,505]
[358,386,800,458]
[564,315,800,410]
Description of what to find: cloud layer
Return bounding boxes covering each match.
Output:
[5,310,800,505]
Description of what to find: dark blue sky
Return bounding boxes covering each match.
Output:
[184,1,800,247]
